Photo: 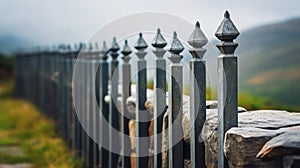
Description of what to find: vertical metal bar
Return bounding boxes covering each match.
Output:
[99,42,109,168]
[120,40,132,168]
[167,32,184,168]
[215,11,239,168]
[134,33,149,168]
[152,28,167,168]
[65,46,71,149]
[81,44,87,161]
[85,44,92,167]
[188,22,208,168]
[70,45,77,152]
[109,37,120,168]
[73,44,82,157]
[91,44,100,168]
[86,43,94,168]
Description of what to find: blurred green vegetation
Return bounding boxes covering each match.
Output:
[0,53,14,72]
[147,79,299,112]
[0,79,83,168]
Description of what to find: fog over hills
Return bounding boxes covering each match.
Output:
[201,17,300,107]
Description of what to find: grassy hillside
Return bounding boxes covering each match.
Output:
[0,53,14,78]
[237,18,300,109]
[0,80,82,167]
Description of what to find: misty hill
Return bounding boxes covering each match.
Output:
[202,17,300,108]
[0,34,35,55]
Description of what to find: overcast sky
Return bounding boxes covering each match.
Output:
[1,0,300,45]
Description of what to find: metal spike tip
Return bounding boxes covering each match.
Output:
[168,31,184,55]
[121,39,132,56]
[157,28,161,33]
[152,28,167,48]
[135,32,148,50]
[225,11,230,19]
[110,37,120,52]
[89,43,93,50]
[173,31,177,38]
[102,41,107,50]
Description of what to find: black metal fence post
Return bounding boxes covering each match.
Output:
[109,37,120,168]
[215,11,239,168]
[152,28,167,168]
[99,41,109,168]
[134,33,150,168]
[188,21,208,168]
[167,32,184,168]
[120,40,132,168]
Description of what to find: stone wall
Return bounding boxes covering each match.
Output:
[106,86,300,168]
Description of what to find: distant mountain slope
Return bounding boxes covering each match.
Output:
[238,18,300,107]
[203,17,300,108]
[0,34,35,55]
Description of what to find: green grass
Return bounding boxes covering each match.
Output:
[0,79,83,168]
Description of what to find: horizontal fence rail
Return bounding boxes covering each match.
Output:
[14,11,239,168]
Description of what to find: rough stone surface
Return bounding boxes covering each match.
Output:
[106,86,300,168]
[203,110,300,168]
[257,130,300,159]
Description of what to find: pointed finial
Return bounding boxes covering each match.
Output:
[121,40,132,63]
[152,28,167,48]
[215,11,239,41]
[100,41,109,60]
[168,31,184,55]
[102,41,108,52]
[168,31,184,64]
[110,37,120,52]
[215,11,239,55]
[110,37,119,59]
[121,40,132,56]
[173,31,177,38]
[81,43,87,51]
[89,42,93,51]
[196,21,200,28]
[95,42,99,50]
[224,10,230,19]
[188,21,208,49]
[188,21,208,59]
[67,44,71,51]
[134,32,148,50]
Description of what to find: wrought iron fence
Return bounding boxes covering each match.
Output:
[14,11,239,168]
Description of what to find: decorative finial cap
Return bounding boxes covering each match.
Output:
[188,21,208,48]
[152,28,167,48]
[66,44,71,51]
[134,32,148,50]
[81,43,88,52]
[168,31,184,55]
[89,42,93,51]
[121,40,132,56]
[94,42,99,51]
[110,37,120,52]
[101,41,108,53]
[100,41,109,60]
[215,11,240,41]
